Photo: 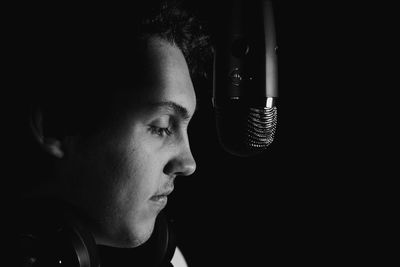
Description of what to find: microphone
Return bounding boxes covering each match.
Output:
[213,0,278,157]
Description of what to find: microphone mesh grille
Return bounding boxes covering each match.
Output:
[247,106,277,148]
[215,102,277,156]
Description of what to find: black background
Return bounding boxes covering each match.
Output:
[2,1,395,266]
[164,1,395,266]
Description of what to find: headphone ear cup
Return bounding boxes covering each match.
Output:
[61,209,100,267]
[17,198,100,267]
[155,211,176,266]
[17,198,176,266]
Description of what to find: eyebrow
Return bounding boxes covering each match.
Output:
[147,101,194,120]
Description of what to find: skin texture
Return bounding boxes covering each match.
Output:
[46,37,197,248]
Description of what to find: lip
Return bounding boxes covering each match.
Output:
[152,187,174,198]
[150,187,174,208]
[150,195,168,208]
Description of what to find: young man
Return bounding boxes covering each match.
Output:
[13,1,211,266]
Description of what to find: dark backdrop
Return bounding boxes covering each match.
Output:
[165,1,394,266]
[3,1,393,266]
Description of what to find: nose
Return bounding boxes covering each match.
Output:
[164,142,196,177]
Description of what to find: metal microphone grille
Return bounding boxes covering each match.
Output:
[247,106,277,149]
[215,101,277,157]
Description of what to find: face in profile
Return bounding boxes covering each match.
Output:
[58,37,197,248]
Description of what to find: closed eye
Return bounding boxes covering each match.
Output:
[149,126,173,137]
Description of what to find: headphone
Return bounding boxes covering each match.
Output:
[17,198,176,267]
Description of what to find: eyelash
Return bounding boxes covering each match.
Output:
[149,126,173,137]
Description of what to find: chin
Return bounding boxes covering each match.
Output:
[128,220,155,248]
[93,217,155,248]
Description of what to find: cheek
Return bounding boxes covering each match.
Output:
[112,133,165,202]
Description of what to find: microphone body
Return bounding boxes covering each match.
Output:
[213,0,278,156]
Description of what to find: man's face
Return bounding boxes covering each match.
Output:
[63,37,197,248]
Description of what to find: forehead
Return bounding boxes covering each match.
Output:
[126,37,196,116]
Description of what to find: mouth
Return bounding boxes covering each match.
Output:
[150,187,174,208]
[150,195,168,203]
[150,195,168,210]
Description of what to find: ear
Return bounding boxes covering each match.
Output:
[30,107,64,159]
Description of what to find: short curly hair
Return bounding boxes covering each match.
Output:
[31,0,211,138]
[139,0,211,78]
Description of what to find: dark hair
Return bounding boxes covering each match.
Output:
[139,0,211,78]
[28,0,211,138]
